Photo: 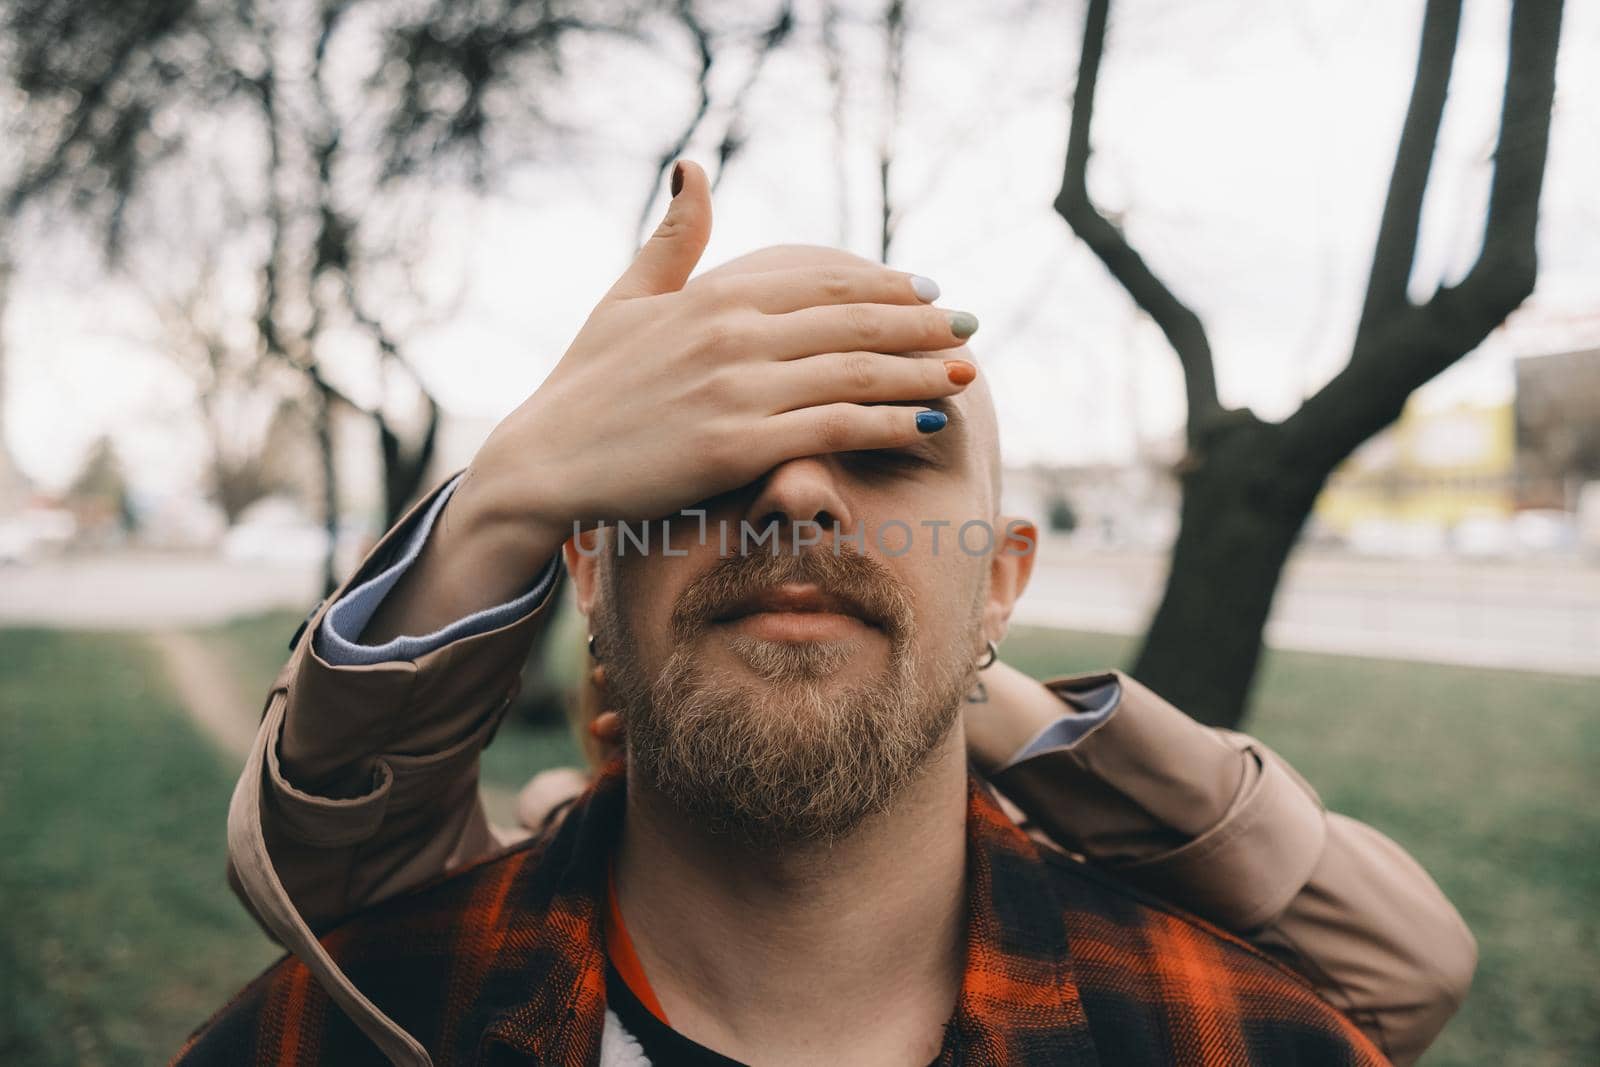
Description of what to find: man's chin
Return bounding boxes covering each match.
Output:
[703,620,887,684]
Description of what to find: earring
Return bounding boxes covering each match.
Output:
[976,638,999,670]
[587,633,601,661]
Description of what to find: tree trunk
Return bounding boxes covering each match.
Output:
[1131,414,1322,725]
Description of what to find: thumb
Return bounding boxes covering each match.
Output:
[607,159,712,301]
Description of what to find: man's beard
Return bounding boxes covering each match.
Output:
[596,545,982,847]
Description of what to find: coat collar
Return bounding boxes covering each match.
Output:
[475,761,1100,1066]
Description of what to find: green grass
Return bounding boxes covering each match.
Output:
[4,616,1594,1066]
[1000,625,1600,1067]
[0,628,279,1067]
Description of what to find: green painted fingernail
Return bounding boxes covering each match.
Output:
[948,310,979,339]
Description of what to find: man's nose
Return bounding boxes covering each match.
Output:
[742,456,855,545]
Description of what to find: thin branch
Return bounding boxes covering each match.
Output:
[1353,0,1461,338]
[1433,0,1559,321]
[709,3,794,189]
[635,0,716,250]
[1052,0,1220,434]
[820,1,852,247]
[1284,0,1562,473]
[879,0,906,261]
[632,2,793,250]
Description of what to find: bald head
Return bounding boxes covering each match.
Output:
[694,243,1003,510]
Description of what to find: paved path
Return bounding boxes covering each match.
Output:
[1015,545,1600,676]
[8,544,1597,675]
[3,551,322,629]
[147,629,264,758]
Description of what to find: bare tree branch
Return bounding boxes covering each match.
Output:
[636,0,716,250]
[1430,0,1558,326]
[820,1,852,247]
[710,3,794,187]
[878,0,906,261]
[1354,0,1461,336]
[632,2,793,251]
[1052,0,1220,435]
[1284,0,1562,474]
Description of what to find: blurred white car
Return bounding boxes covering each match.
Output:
[0,508,78,564]
[1347,518,1448,558]
[221,496,377,568]
[1450,516,1514,559]
[222,497,333,565]
[1510,509,1578,555]
[0,518,35,564]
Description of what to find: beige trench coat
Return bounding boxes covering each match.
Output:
[225,470,1476,1067]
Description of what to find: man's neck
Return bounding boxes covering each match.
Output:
[613,726,971,1067]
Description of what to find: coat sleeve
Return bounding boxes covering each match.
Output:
[226,466,565,935]
[988,669,1476,1067]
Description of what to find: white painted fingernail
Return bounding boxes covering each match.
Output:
[911,275,941,302]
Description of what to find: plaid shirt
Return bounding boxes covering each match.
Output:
[175,764,1390,1065]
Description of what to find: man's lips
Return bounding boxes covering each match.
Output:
[709,583,884,632]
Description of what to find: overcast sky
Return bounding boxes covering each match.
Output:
[5,0,1597,498]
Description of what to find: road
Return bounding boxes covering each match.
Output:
[4,545,1597,676]
[1015,545,1600,676]
[0,550,324,629]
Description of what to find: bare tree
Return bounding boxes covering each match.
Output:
[1,0,651,593]
[1055,0,1564,726]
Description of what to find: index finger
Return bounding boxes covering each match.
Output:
[691,265,940,316]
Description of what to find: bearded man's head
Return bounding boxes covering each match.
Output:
[568,243,1031,847]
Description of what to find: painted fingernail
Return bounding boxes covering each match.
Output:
[670,162,684,197]
[916,410,948,433]
[945,360,976,385]
[911,275,941,302]
[947,310,979,339]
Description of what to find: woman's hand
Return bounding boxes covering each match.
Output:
[363,158,977,645]
[458,158,978,568]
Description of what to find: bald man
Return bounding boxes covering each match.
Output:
[180,162,1463,1066]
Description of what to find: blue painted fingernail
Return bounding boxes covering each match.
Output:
[911,275,941,302]
[916,410,948,433]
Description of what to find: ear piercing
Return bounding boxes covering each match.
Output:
[976,639,999,670]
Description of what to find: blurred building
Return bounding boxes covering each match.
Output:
[1313,347,1600,557]
[1315,399,1515,543]
[1513,347,1600,510]
[1003,457,1180,550]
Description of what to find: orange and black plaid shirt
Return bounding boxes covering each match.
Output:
[174,765,1390,1065]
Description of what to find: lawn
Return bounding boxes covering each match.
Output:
[0,628,279,1066]
[2,616,1595,1066]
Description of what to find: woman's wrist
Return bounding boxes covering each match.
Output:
[356,473,565,645]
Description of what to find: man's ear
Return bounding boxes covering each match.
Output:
[982,515,1037,647]
[562,527,607,617]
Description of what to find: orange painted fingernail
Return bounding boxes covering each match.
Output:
[945,360,977,385]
